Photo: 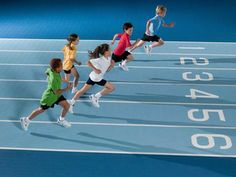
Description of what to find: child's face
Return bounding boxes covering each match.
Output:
[158,9,166,17]
[104,48,112,58]
[72,38,80,45]
[55,63,63,73]
[125,27,133,36]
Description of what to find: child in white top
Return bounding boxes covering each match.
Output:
[69,44,115,110]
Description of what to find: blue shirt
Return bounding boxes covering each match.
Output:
[147,15,164,36]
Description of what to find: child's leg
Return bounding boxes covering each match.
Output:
[64,73,71,83]
[59,100,70,118]
[120,53,134,71]
[129,40,146,52]
[144,39,164,55]
[125,54,134,63]
[96,82,115,98]
[90,82,114,108]
[20,107,45,131]
[57,100,71,128]
[71,84,92,105]
[27,107,45,120]
[71,67,80,89]
[150,39,164,48]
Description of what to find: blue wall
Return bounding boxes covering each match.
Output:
[0,0,235,42]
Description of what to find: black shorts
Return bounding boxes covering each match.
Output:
[40,95,66,110]
[63,65,75,74]
[112,51,131,63]
[86,78,107,86]
[141,33,161,42]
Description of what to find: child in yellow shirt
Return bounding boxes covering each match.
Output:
[62,34,82,93]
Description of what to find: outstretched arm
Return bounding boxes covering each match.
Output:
[111,34,120,45]
[54,83,72,95]
[163,22,175,28]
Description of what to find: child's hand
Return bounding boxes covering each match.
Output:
[169,22,175,27]
[77,61,82,66]
[107,60,115,72]
[111,41,115,45]
[94,69,102,74]
[145,30,151,35]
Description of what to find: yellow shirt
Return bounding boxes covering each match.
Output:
[62,44,77,71]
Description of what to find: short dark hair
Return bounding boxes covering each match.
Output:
[123,22,133,31]
[50,58,62,71]
[67,33,79,50]
[67,33,78,42]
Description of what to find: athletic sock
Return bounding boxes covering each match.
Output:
[121,60,127,66]
[95,92,102,99]
[71,99,76,105]
[59,116,65,121]
[25,117,30,123]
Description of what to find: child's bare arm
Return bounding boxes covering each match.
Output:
[70,58,82,66]
[111,34,119,45]
[54,83,72,95]
[74,59,82,66]
[129,39,141,48]
[163,22,175,28]
[145,20,152,35]
[107,60,115,72]
[87,60,102,74]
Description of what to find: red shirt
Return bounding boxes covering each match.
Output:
[113,33,131,56]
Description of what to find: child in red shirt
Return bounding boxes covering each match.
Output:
[111,23,139,71]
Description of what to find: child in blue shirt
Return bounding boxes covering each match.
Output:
[129,5,175,55]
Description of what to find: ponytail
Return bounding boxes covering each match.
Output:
[89,44,110,59]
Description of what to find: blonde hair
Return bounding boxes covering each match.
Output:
[156,5,167,14]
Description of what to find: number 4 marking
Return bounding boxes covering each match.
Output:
[186,89,219,99]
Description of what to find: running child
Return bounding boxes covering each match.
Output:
[20,58,72,131]
[69,43,115,111]
[63,33,82,93]
[111,22,139,71]
[129,5,175,55]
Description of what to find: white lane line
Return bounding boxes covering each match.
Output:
[1,63,236,71]
[1,119,236,130]
[0,38,236,44]
[0,97,236,107]
[0,63,49,67]
[0,147,235,158]
[178,47,205,50]
[0,79,236,87]
[0,49,235,56]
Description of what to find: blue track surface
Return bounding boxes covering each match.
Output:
[0,39,236,177]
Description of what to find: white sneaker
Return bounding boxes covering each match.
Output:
[71,87,78,94]
[144,45,152,55]
[20,117,29,131]
[119,63,129,71]
[89,94,100,108]
[57,119,71,128]
[67,100,74,114]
